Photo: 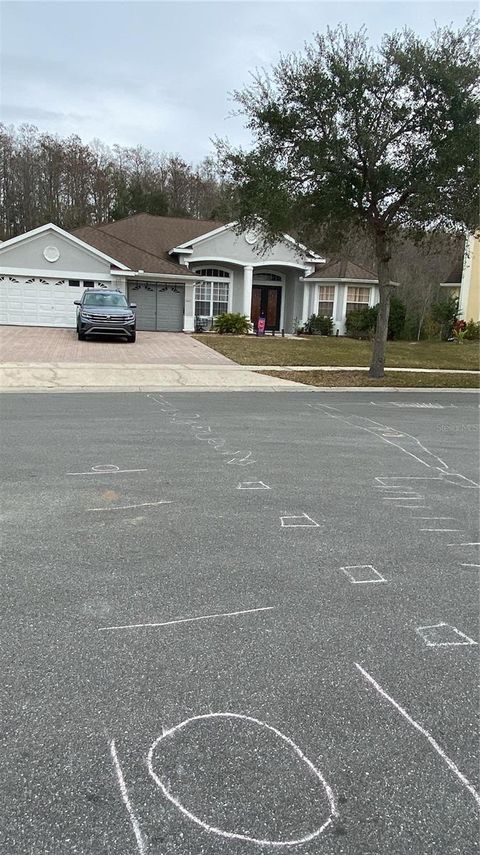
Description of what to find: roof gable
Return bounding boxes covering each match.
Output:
[306,258,378,281]
[0,223,129,269]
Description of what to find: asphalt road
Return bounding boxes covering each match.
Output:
[1,389,479,855]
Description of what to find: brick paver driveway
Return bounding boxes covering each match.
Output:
[0,327,231,365]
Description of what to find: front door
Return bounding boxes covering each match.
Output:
[251,286,282,331]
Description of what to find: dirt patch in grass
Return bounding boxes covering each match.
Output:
[258,370,480,388]
[193,334,480,371]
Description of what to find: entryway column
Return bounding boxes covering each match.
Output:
[243,265,253,319]
[183,283,195,332]
[301,282,311,323]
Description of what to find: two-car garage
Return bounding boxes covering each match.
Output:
[128,281,185,332]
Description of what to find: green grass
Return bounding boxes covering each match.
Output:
[259,369,480,388]
[193,334,480,370]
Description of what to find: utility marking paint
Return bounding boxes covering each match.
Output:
[280,513,320,528]
[237,481,271,490]
[110,740,146,854]
[68,466,147,476]
[420,529,463,533]
[383,495,423,501]
[355,664,480,808]
[416,623,477,647]
[98,606,275,632]
[147,712,338,847]
[341,565,387,584]
[418,517,456,520]
[460,564,480,568]
[87,501,172,512]
[448,542,480,547]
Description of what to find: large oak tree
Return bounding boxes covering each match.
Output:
[217,20,479,376]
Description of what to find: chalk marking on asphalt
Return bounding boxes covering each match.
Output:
[383,496,423,501]
[110,739,146,854]
[416,623,478,647]
[147,711,338,847]
[417,517,456,520]
[341,565,387,584]
[376,488,416,492]
[68,467,147,476]
[460,563,480,568]
[87,501,173,512]
[355,664,480,808]
[420,529,463,532]
[448,542,480,547]
[237,481,271,490]
[280,513,320,528]
[98,606,275,631]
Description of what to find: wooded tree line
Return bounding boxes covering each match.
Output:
[0,122,464,341]
[0,124,236,239]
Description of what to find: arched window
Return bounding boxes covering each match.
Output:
[193,267,231,317]
[253,272,282,282]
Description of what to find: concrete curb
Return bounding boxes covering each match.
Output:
[1,385,478,395]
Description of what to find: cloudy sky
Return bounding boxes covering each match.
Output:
[1,1,476,163]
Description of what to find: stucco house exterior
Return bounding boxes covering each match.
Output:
[440,233,480,323]
[0,213,380,334]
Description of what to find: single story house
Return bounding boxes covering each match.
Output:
[440,233,480,323]
[0,214,380,334]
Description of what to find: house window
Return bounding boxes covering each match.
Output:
[68,279,80,287]
[253,272,282,282]
[346,286,370,313]
[193,268,230,317]
[318,286,335,316]
[83,280,95,288]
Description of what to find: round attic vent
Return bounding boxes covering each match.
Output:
[244,230,258,245]
[43,245,60,263]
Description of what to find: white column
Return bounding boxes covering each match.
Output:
[301,282,310,323]
[243,265,253,319]
[183,283,195,332]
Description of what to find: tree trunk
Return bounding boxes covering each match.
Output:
[369,230,393,378]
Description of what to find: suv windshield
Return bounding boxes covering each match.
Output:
[83,292,128,307]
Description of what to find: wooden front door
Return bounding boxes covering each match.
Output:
[251,286,282,331]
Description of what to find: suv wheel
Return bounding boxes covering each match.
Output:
[128,331,136,343]
[77,329,86,341]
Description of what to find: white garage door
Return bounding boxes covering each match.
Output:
[0,276,107,328]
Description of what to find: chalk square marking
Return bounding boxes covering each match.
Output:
[416,623,477,647]
[237,481,271,490]
[341,565,387,584]
[280,513,320,528]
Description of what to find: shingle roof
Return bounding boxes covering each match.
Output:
[72,213,225,275]
[305,258,378,281]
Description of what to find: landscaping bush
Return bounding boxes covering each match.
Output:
[345,306,377,339]
[212,312,250,334]
[346,297,406,340]
[304,314,333,335]
[464,319,480,341]
[430,294,459,340]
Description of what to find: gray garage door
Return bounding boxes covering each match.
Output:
[128,282,184,331]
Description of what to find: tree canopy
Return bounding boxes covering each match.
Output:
[218,19,479,374]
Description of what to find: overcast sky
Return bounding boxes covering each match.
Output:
[1,1,476,163]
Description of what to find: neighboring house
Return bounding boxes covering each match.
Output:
[0,214,379,334]
[440,233,480,323]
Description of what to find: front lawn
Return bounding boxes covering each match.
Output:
[259,369,480,388]
[193,334,479,371]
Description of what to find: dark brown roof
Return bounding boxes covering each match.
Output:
[72,213,225,275]
[306,258,378,281]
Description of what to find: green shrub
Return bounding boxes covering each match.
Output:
[430,294,459,340]
[213,312,250,334]
[464,319,480,341]
[345,306,377,339]
[304,314,333,335]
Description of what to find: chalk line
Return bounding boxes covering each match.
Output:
[461,563,480,568]
[448,542,480,547]
[87,501,173,512]
[67,468,148,476]
[110,740,146,854]
[98,606,275,632]
[420,529,463,532]
[147,712,337,847]
[355,664,480,809]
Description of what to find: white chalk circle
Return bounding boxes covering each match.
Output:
[91,464,120,473]
[147,712,337,847]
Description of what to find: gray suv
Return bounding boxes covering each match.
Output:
[74,290,137,342]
